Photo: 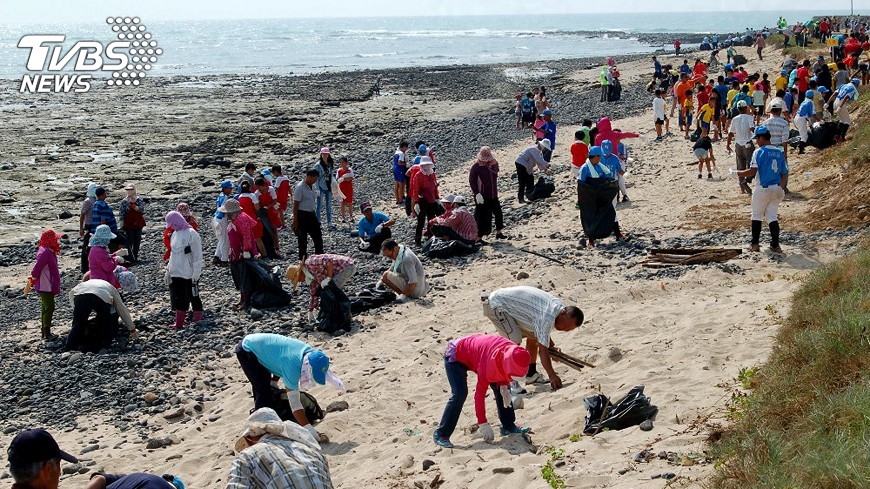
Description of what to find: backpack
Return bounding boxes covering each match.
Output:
[270,385,325,424]
[520,98,534,115]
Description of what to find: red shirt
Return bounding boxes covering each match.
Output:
[570,141,589,168]
[410,171,439,204]
[697,89,710,108]
[796,67,810,92]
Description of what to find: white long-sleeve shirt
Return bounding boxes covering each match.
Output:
[168,228,203,280]
[69,279,134,331]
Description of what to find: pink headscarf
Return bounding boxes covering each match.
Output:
[165,211,191,231]
[476,146,497,167]
[38,229,61,255]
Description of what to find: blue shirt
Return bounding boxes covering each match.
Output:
[241,334,312,390]
[679,64,691,74]
[103,473,171,489]
[579,162,612,183]
[90,200,118,233]
[214,193,230,219]
[654,60,662,73]
[357,212,390,238]
[600,154,622,177]
[797,99,815,118]
[750,145,789,188]
[732,92,753,109]
[784,92,795,112]
[543,120,557,148]
[713,84,730,107]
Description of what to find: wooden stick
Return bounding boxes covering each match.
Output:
[549,348,596,369]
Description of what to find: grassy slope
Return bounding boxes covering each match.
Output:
[710,242,870,488]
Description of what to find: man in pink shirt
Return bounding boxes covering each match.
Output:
[433,334,531,448]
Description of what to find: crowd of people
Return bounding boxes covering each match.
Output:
[11,15,867,488]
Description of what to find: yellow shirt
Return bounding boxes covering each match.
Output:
[699,104,715,123]
[774,75,788,91]
[683,99,694,113]
[727,89,739,107]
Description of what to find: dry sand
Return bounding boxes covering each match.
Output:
[1,43,865,488]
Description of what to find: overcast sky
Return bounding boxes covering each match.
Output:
[1,0,866,24]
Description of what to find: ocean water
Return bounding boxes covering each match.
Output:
[0,10,856,79]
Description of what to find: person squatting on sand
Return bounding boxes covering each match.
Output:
[285,254,357,323]
[432,334,532,448]
[229,408,333,488]
[483,286,584,392]
[379,239,428,303]
[356,202,395,253]
[235,333,344,442]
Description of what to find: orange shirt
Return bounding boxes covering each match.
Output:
[675,80,693,104]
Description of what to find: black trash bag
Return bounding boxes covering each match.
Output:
[583,385,658,435]
[608,79,622,102]
[526,176,555,201]
[807,121,838,149]
[421,237,477,259]
[350,287,396,315]
[474,202,493,237]
[578,180,619,240]
[733,53,748,65]
[233,258,292,309]
[316,280,352,334]
[270,384,325,424]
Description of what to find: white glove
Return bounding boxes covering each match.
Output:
[477,423,495,443]
[114,249,129,257]
[304,424,320,443]
[413,204,420,214]
[242,251,252,259]
[499,385,512,409]
[320,277,331,288]
[511,393,525,410]
[396,294,408,303]
[475,193,484,205]
[163,270,171,286]
[307,311,316,323]
[728,168,738,175]
[115,256,126,264]
[374,224,384,234]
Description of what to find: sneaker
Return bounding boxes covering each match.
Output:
[587,239,596,248]
[495,232,508,240]
[655,136,663,142]
[433,432,454,448]
[749,244,761,252]
[708,173,713,179]
[500,425,532,436]
[621,195,630,202]
[770,246,783,253]
[525,372,547,384]
[698,173,702,179]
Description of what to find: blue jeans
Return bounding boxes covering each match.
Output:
[435,358,516,440]
[316,190,332,226]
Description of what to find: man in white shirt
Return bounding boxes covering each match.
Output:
[483,286,584,391]
[726,101,756,194]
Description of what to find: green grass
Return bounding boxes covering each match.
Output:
[710,242,870,488]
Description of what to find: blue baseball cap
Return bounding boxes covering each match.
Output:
[417,144,428,155]
[817,86,829,93]
[753,126,771,138]
[220,180,234,189]
[542,109,553,116]
[852,78,861,86]
[588,146,604,157]
[308,350,330,385]
[804,90,815,99]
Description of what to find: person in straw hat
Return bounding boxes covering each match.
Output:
[229,408,333,488]
[285,254,356,323]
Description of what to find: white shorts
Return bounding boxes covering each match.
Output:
[751,185,785,223]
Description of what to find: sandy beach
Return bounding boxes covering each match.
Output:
[0,37,867,489]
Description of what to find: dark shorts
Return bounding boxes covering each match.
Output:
[521,114,535,124]
[701,121,711,130]
[392,166,406,183]
[655,118,665,125]
[754,105,764,115]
